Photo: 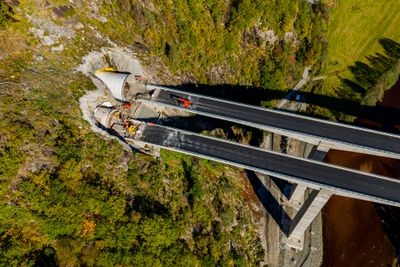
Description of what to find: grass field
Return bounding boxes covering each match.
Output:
[324,0,400,89]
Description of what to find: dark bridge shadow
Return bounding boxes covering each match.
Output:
[245,170,291,235]
[139,114,265,147]
[126,195,170,218]
[154,38,400,134]
[156,83,400,134]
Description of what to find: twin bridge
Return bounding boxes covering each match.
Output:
[93,70,400,249]
[142,85,400,248]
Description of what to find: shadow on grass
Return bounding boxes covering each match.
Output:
[340,38,400,91]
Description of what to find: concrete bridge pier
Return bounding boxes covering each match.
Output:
[286,188,332,249]
[288,143,330,209]
[285,143,331,250]
[288,184,307,209]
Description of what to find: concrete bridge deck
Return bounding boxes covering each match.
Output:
[146,85,400,159]
[139,124,400,207]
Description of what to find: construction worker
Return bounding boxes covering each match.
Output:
[124,120,130,130]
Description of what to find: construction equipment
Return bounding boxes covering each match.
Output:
[123,120,137,135]
[170,94,193,108]
[128,124,137,135]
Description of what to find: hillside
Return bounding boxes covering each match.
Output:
[324,0,400,86]
[312,0,400,122]
[0,0,327,265]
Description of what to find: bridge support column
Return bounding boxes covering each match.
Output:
[288,143,330,209]
[310,143,330,161]
[288,185,307,209]
[285,143,331,250]
[286,189,332,249]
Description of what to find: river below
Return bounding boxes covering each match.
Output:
[322,79,400,266]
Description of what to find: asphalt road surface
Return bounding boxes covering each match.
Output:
[153,89,400,158]
[140,125,400,205]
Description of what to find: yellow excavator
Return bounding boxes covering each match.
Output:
[124,120,137,135]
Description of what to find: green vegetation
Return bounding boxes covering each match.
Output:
[0,45,264,265]
[323,0,400,89]
[4,0,400,265]
[0,2,13,28]
[341,38,400,106]
[6,0,389,265]
[0,1,285,265]
[93,0,327,90]
[308,1,400,122]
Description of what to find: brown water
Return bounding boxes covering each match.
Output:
[322,79,400,266]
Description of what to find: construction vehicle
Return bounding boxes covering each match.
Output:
[123,120,138,135]
[170,94,193,108]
